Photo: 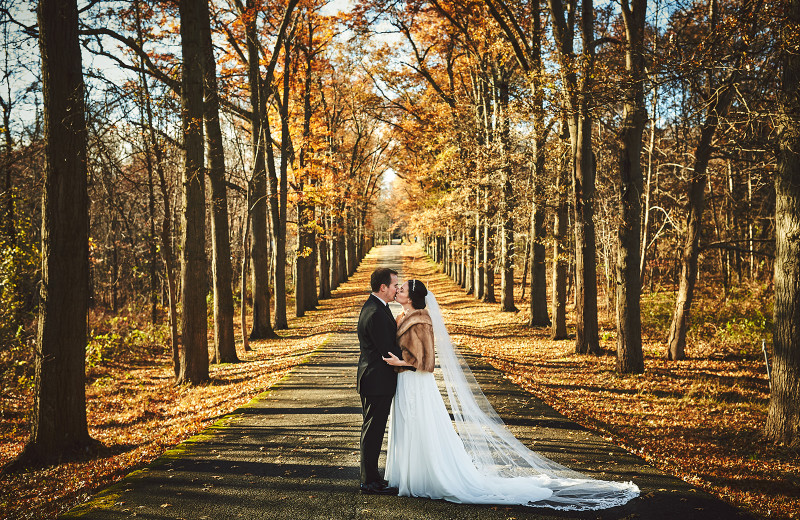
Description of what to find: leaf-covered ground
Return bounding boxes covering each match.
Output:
[398,246,798,520]
[0,260,372,520]
[2,245,798,519]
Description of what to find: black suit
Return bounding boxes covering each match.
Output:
[356,294,401,484]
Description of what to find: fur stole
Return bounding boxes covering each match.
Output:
[396,308,435,372]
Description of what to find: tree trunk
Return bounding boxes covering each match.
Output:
[295,198,307,318]
[551,153,569,339]
[765,0,800,446]
[132,31,159,326]
[529,195,550,326]
[111,218,119,312]
[1,102,14,246]
[548,0,599,354]
[482,189,496,303]
[177,0,209,385]
[358,213,365,266]
[201,0,237,364]
[465,223,474,294]
[498,81,517,312]
[318,208,331,299]
[446,226,452,277]
[297,20,316,316]
[529,141,550,325]
[615,0,646,374]
[528,2,550,326]
[244,0,276,340]
[459,229,466,288]
[346,211,357,276]
[640,79,659,284]
[475,201,484,300]
[265,99,285,329]
[264,100,285,333]
[240,192,251,352]
[572,116,600,354]
[666,86,737,360]
[306,221,318,308]
[271,37,293,330]
[14,0,95,467]
[329,215,340,290]
[146,150,157,324]
[337,213,347,283]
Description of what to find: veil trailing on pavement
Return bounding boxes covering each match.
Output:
[425,291,640,510]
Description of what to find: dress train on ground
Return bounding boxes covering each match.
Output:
[385,369,639,509]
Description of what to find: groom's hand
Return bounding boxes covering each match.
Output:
[383,351,415,370]
[382,352,402,365]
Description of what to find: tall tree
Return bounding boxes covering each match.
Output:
[271,27,295,330]
[496,70,518,312]
[666,0,764,360]
[200,0,238,364]
[615,0,646,374]
[258,0,299,331]
[548,0,601,354]
[245,33,275,340]
[132,0,180,375]
[483,0,550,325]
[765,0,800,447]
[551,144,570,339]
[178,0,209,384]
[238,0,297,340]
[11,0,95,468]
[295,8,320,317]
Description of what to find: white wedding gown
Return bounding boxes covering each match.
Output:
[384,293,639,510]
[386,369,553,505]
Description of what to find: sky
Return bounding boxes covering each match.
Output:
[320,0,353,17]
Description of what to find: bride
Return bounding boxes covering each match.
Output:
[382,279,639,510]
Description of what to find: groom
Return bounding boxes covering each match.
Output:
[356,267,405,495]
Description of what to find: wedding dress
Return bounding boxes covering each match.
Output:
[385,292,639,510]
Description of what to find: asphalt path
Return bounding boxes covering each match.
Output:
[63,245,753,520]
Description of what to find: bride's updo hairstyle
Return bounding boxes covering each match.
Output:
[408,279,428,309]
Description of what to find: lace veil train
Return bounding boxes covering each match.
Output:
[425,291,639,510]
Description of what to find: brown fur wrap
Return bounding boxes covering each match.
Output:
[395,308,435,373]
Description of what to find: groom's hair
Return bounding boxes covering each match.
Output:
[371,268,398,293]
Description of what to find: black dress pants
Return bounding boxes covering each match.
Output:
[360,394,393,484]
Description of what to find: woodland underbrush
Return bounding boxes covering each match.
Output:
[401,247,796,520]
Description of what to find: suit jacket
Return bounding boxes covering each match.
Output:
[357,294,402,395]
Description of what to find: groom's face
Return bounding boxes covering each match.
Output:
[387,274,399,301]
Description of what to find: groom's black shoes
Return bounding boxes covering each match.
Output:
[360,481,399,495]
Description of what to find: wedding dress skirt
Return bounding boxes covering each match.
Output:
[385,369,638,509]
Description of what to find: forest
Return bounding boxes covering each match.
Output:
[0,0,798,518]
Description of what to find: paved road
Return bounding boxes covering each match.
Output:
[63,246,752,520]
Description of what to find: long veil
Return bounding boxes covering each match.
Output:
[425,291,639,510]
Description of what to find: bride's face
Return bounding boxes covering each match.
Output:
[395,281,411,306]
